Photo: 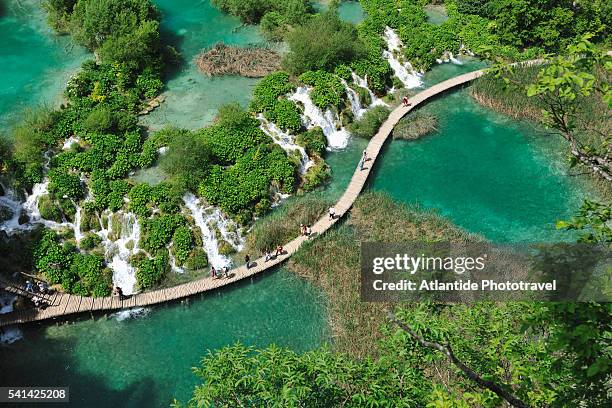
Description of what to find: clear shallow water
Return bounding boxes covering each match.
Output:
[324,60,595,243]
[1,269,328,406]
[0,0,88,132]
[141,0,267,130]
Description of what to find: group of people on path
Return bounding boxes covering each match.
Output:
[263,245,285,263]
[300,224,312,237]
[210,265,231,279]
[24,280,50,309]
[25,280,48,295]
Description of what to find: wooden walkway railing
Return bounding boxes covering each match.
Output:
[0,69,486,328]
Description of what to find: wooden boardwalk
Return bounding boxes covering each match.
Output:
[0,69,485,328]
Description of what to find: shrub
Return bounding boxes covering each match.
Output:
[38,195,63,223]
[283,10,365,75]
[296,127,327,156]
[135,250,168,289]
[347,106,390,139]
[298,70,345,110]
[301,158,330,192]
[83,106,113,133]
[141,214,185,252]
[185,247,208,271]
[172,226,193,265]
[48,169,85,200]
[80,233,102,250]
[160,131,212,191]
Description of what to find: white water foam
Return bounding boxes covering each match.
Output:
[289,86,350,150]
[62,136,80,150]
[382,27,422,89]
[96,212,141,295]
[257,114,313,174]
[0,293,22,345]
[183,193,244,269]
[112,307,149,321]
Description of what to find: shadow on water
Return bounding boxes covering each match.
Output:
[1,332,163,407]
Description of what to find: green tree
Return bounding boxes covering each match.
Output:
[283,9,365,75]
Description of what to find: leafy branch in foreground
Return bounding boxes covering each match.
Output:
[387,311,530,408]
[492,34,611,181]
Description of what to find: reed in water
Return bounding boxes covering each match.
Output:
[195,43,281,78]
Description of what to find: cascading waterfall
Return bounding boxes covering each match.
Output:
[96,212,141,295]
[289,86,350,150]
[62,136,80,150]
[0,293,22,344]
[351,73,387,108]
[257,114,313,174]
[342,79,367,119]
[183,193,244,269]
[0,182,26,233]
[436,52,463,65]
[382,27,422,89]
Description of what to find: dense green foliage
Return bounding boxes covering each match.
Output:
[283,8,365,75]
[174,343,428,407]
[359,0,610,72]
[347,105,390,138]
[250,74,301,132]
[211,0,313,40]
[34,229,111,296]
[135,250,168,289]
[299,70,346,110]
[296,127,327,157]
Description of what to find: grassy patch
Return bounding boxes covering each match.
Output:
[393,113,438,141]
[289,192,481,358]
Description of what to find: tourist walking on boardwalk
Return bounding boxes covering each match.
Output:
[223,266,230,278]
[305,225,312,236]
[37,281,48,294]
[300,223,306,236]
[264,250,271,262]
[210,266,217,279]
[25,280,34,293]
[113,286,124,300]
[245,254,251,269]
[402,96,411,107]
[275,245,284,257]
[329,207,336,220]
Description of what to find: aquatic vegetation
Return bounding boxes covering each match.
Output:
[195,43,281,78]
[211,0,314,39]
[392,113,438,140]
[347,106,390,139]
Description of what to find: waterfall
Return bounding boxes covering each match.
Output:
[0,293,22,344]
[0,183,25,233]
[257,114,313,174]
[183,193,243,269]
[289,86,350,150]
[62,136,80,150]
[169,249,185,273]
[97,212,141,295]
[382,27,422,89]
[342,79,367,119]
[351,73,387,108]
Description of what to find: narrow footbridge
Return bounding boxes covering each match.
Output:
[0,68,487,328]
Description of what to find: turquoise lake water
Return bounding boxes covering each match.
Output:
[1,270,328,406]
[141,0,267,131]
[0,0,87,133]
[0,1,602,406]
